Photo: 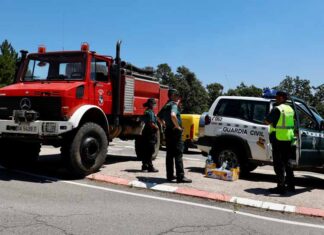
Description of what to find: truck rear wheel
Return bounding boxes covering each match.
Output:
[65,122,108,178]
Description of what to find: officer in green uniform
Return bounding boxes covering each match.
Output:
[265,91,295,195]
[158,89,192,183]
[141,98,159,172]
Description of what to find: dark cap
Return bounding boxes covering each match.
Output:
[143,98,156,107]
[168,88,178,97]
[276,91,288,99]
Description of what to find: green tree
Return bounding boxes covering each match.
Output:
[175,66,209,114]
[274,76,313,103]
[155,63,176,86]
[156,64,209,114]
[225,82,262,97]
[206,82,223,106]
[0,40,18,87]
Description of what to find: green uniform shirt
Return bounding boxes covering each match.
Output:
[158,100,182,129]
[143,109,157,125]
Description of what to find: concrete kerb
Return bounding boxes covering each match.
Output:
[86,173,324,218]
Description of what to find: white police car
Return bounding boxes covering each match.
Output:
[197,95,324,175]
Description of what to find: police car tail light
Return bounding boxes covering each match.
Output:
[205,115,211,125]
[190,124,194,139]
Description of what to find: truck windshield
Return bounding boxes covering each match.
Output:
[23,53,86,81]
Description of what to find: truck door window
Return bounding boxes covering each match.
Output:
[91,58,109,82]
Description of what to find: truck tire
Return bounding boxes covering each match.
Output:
[210,145,256,176]
[66,122,108,178]
[135,129,160,161]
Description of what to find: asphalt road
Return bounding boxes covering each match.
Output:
[0,166,323,234]
[0,140,323,234]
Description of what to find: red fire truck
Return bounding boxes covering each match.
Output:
[0,41,168,177]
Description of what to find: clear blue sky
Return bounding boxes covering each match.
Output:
[1,0,324,90]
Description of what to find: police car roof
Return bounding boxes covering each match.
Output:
[217,96,271,102]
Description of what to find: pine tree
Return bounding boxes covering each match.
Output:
[0,40,18,87]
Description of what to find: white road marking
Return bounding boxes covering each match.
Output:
[11,169,324,230]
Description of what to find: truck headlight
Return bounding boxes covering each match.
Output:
[42,122,57,133]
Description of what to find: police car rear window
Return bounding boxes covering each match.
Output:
[213,99,269,124]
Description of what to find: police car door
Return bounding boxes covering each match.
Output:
[293,101,323,167]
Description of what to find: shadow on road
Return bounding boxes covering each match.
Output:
[0,167,57,184]
[186,166,205,174]
[245,187,312,197]
[136,176,171,184]
[105,154,138,164]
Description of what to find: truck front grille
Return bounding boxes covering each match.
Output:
[0,96,62,121]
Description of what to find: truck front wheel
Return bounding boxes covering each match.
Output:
[66,123,108,178]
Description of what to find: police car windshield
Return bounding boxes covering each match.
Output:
[23,53,86,81]
[296,102,323,123]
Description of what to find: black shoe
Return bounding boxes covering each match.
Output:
[269,187,286,195]
[141,166,148,172]
[287,185,296,192]
[167,176,176,182]
[177,177,192,183]
[148,167,159,173]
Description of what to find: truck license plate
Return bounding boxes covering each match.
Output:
[7,125,37,133]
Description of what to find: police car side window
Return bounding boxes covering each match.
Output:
[252,102,269,124]
[214,99,249,120]
[214,99,268,124]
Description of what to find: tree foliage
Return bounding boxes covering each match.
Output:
[274,76,313,103]
[0,40,18,87]
[175,66,209,114]
[156,64,209,114]
[225,82,262,97]
[206,82,223,106]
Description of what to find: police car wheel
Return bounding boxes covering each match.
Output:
[216,148,239,169]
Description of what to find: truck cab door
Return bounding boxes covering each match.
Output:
[90,56,112,114]
[294,102,323,167]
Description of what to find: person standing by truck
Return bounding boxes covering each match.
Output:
[265,91,295,195]
[158,89,192,183]
[141,98,159,173]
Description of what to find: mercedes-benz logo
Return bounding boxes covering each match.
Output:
[20,98,32,110]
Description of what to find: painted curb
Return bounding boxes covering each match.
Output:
[86,173,324,218]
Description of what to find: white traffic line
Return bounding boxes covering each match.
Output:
[10,169,324,230]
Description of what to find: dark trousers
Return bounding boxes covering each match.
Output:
[141,131,156,169]
[272,140,295,188]
[142,140,155,169]
[165,128,184,180]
